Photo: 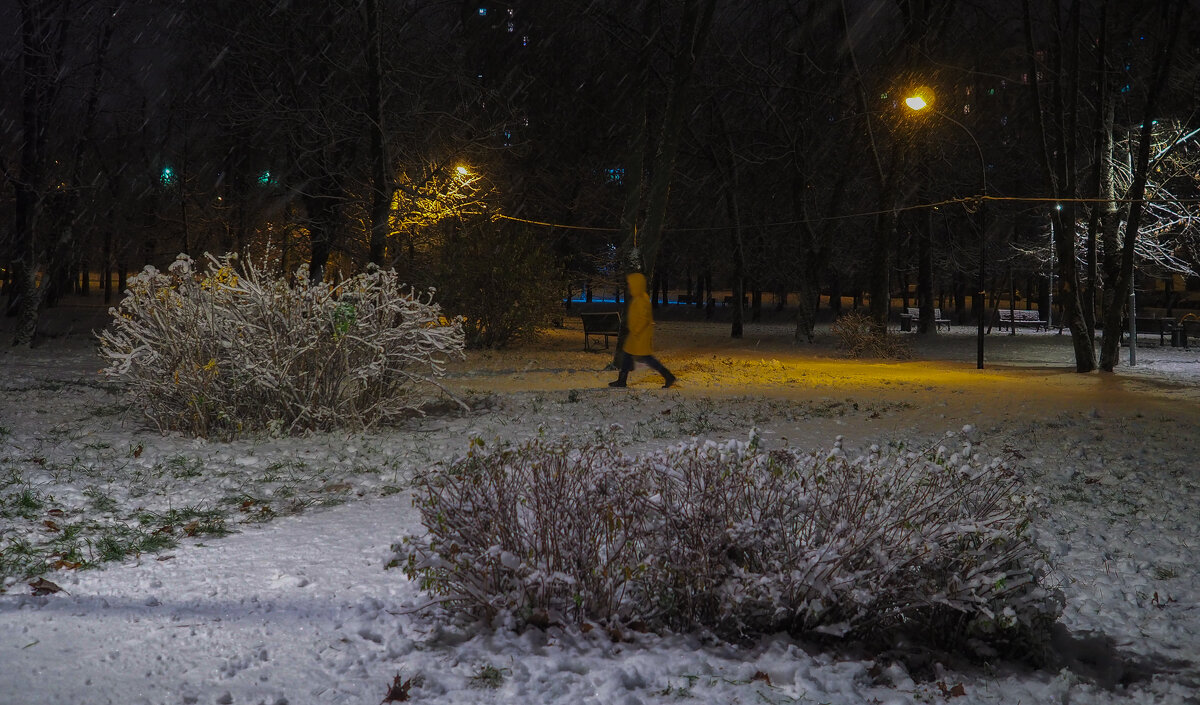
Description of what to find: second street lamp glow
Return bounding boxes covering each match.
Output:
[905,96,928,111]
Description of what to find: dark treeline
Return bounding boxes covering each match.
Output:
[2,0,1198,370]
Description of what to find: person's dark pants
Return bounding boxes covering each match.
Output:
[616,353,674,385]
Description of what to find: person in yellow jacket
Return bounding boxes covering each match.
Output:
[610,270,676,388]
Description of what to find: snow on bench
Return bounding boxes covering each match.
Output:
[899,307,950,332]
[993,308,1048,332]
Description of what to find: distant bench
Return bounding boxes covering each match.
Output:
[580,311,622,351]
[993,308,1048,332]
[1127,317,1174,346]
[899,307,950,332]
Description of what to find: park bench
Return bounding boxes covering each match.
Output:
[993,308,1048,332]
[899,307,950,332]
[580,311,622,351]
[1128,317,1174,346]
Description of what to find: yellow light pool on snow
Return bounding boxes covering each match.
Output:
[905,95,928,111]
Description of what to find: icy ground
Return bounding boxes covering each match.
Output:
[2,314,1200,705]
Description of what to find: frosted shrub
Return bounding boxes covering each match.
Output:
[98,253,465,437]
[397,438,653,627]
[831,310,911,359]
[398,432,1061,658]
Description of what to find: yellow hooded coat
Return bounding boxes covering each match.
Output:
[622,272,654,356]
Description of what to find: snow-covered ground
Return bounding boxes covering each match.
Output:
[3,311,1200,705]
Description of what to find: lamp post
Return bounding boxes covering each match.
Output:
[1050,203,1061,329]
[905,93,987,369]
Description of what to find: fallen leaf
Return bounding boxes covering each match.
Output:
[751,671,772,686]
[937,681,967,698]
[29,578,62,596]
[183,521,200,536]
[132,443,144,458]
[380,674,411,703]
[51,559,82,570]
[47,509,65,517]
[42,520,60,532]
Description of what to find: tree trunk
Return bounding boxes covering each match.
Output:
[1099,0,1185,370]
[917,204,935,334]
[366,0,393,267]
[1022,0,1095,370]
[618,0,717,275]
[11,0,53,346]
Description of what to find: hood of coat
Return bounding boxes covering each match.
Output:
[625,272,648,297]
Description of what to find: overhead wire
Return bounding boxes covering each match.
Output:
[492,193,1200,233]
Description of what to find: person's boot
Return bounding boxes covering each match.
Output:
[662,373,676,389]
[608,378,627,388]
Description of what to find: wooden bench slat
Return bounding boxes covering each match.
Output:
[580,311,622,351]
[993,309,1048,331]
[899,307,950,331]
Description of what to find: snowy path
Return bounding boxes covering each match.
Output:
[4,323,1200,704]
[0,491,1137,705]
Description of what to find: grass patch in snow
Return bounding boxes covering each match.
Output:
[468,664,509,689]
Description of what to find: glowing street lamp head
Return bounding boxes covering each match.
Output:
[455,165,470,176]
[905,95,928,111]
[905,86,934,112]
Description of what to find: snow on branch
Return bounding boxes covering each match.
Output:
[98,253,465,438]
[395,430,1063,660]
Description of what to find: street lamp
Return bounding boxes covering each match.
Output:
[906,89,987,369]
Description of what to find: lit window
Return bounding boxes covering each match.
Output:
[605,167,624,185]
[522,35,529,46]
[507,21,514,32]
[963,104,971,114]
[478,7,487,16]
[160,167,175,186]
[987,88,995,95]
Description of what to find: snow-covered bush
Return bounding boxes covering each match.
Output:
[98,253,465,437]
[831,310,911,359]
[397,438,651,627]
[397,431,1061,658]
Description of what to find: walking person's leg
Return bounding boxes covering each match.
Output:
[609,352,635,387]
[644,356,676,388]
